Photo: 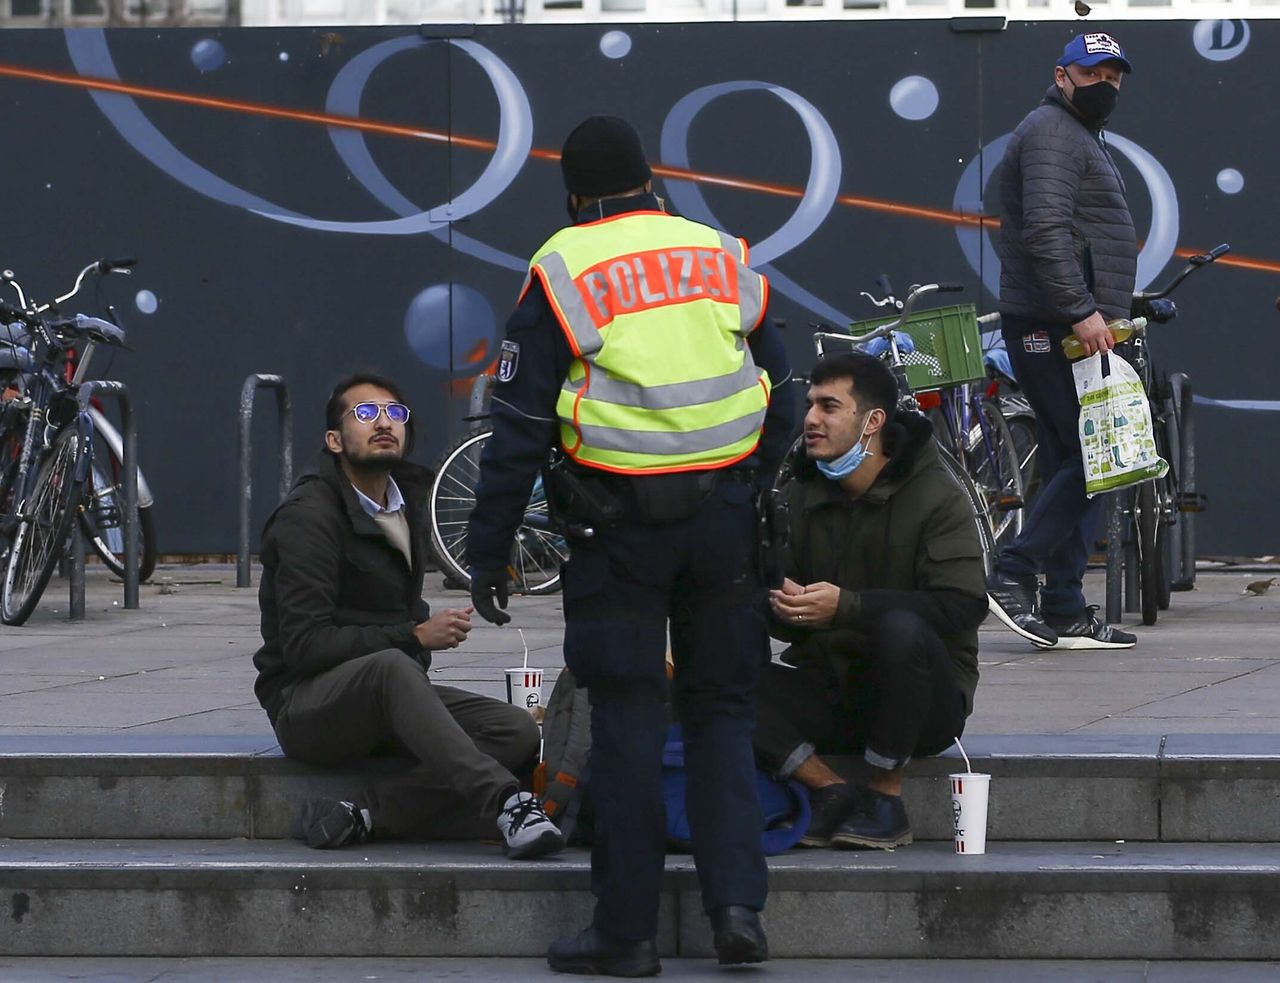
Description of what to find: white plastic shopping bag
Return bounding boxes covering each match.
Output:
[1072,351,1168,497]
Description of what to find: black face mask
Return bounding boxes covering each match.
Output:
[1067,78,1119,127]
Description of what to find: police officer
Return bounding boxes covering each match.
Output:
[467,115,795,977]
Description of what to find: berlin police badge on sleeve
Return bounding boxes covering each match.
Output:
[498,340,520,382]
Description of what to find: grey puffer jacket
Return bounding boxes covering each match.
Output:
[997,85,1137,327]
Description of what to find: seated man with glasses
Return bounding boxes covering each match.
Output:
[252,371,563,859]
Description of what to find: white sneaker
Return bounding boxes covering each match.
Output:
[497,791,565,859]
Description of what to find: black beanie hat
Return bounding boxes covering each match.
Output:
[560,115,652,198]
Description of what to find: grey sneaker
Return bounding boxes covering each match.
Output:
[498,791,565,859]
[1043,606,1137,650]
[986,574,1058,646]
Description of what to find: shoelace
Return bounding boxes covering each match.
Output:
[504,796,548,832]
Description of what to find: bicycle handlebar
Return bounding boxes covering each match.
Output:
[813,282,963,352]
[2,257,137,315]
[1133,242,1230,302]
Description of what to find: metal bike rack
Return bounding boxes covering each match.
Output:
[69,380,140,617]
[1123,494,1141,614]
[466,372,496,435]
[1105,494,1124,625]
[1167,373,1197,590]
[237,374,293,588]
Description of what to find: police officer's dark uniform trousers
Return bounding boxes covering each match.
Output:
[466,182,795,962]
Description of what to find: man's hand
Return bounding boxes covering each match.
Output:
[470,568,512,626]
[1071,311,1115,357]
[414,606,474,650]
[769,580,841,628]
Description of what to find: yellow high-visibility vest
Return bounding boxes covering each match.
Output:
[523,210,771,475]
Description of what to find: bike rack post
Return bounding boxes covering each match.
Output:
[74,381,139,611]
[466,373,495,435]
[1105,493,1124,625]
[68,523,86,621]
[237,374,293,588]
[1170,373,1196,589]
[1123,493,1140,614]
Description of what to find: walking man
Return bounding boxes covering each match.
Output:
[987,33,1139,650]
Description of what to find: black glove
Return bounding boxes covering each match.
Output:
[470,567,512,626]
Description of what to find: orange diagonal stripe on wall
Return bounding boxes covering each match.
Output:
[2,61,1277,274]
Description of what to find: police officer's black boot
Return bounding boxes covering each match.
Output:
[546,925,661,977]
[709,905,769,965]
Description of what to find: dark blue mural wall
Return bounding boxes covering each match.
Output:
[0,19,1274,554]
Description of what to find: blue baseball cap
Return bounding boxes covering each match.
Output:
[1058,33,1133,74]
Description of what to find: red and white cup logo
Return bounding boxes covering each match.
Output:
[505,668,543,714]
[949,772,991,855]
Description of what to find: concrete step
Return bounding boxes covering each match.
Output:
[4,957,1280,981]
[3,734,1278,842]
[4,839,1280,959]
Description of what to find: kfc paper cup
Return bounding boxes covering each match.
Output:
[505,667,543,714]
[949,772,991,855]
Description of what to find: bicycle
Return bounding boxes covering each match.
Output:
[856,277,1025,551]
[808,281,1003,573]
[1119,243,1228,625]
[428,374,570,595]
[0,258,157,624]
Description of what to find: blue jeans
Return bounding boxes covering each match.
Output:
[997,315,1107,620]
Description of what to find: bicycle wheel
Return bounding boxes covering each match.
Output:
[965,398,1025,550]
[940,447,998,576]
[1,424,89,625]
[428,430,568,595]
[1135,480,1163,627]
[79,431,157,582]
[1002,406,1040,506]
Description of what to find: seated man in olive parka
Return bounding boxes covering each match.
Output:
[755,352,987,850]
[252,371,561,860]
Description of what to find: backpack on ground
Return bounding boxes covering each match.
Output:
[662,724,811,856]
[535,668,812,854]
[533,667,593,842]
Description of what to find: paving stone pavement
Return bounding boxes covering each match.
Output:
[0,564,1276,738]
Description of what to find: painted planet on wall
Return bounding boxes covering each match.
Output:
[403,283,499,376]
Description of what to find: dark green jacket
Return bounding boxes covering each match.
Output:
[774,412,986,714]
[252,453,434,724]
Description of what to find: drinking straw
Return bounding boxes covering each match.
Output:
[518,628,529,670]
[954,737,973,774]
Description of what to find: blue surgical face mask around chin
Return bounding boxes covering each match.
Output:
[815,414,874,480]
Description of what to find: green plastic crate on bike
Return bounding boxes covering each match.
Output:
[849,303,985,392]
